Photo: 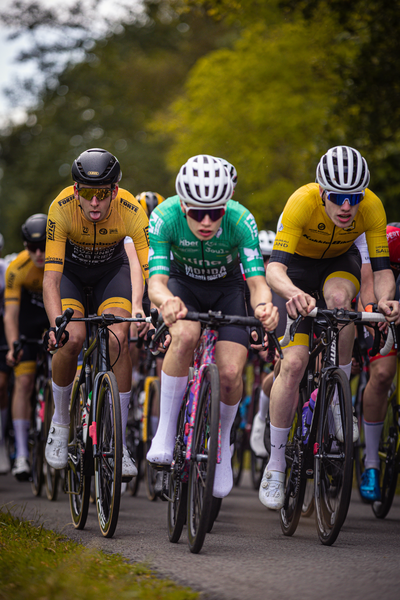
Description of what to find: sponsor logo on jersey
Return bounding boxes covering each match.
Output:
[58,194,74,207]
[47,220,56,241]
[83,227,89,235]
[244,214,258,239]
[45,257,63,265]
[179,239,199,247]
[99,228,107,235]
[278,224,284,232]
[184,264,227,280]
[318,223,326,230]
[144,226,149,246]
[149,214,163,236]
[6,272,16,288]
[110,229,118,234]
[343,220,356,232]
[120,198,138,213]
[243,247,261,262]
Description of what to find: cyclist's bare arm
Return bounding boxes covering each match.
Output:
[4,303,21,365]
[148,273,187,327]
[43,270,64,350]
[124,241,149,337]
[373,268,399,320]
[247,275,279,331]
[266,261,315,319]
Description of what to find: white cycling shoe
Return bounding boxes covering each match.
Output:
[122,445,138,481]
[259,469,285,510]
[45,421,69,470]
[332,404,359,443]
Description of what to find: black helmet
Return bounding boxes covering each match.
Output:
[21,213,47,243]
[71,148,121,186]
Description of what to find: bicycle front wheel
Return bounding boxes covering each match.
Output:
[280,402,306,536]
[168,394,188,543]
[68,382,91,529]
[231,408,245,487]
[187,363,220,554]
[94,372,122,538]
[43,380,60,501]
[144,378,160,501]
[314,369,353,546]
[372,395,399,519]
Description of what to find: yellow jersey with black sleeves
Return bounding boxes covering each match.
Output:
[270,183,389,271]
[45,185,149,277]
[5,250,44,307]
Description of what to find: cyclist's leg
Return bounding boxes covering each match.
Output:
[11,362,35,480]
[250,369,273,457]
[360,353,396,500]
[146,317,199,464]
[214,340,247,498]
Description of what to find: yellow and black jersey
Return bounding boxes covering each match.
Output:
[45,185,149,277]
[270,183,389,271]
[5,250,44,308]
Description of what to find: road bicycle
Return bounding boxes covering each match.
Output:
[54,302,152,538]
[126,312,161,500]
[279,307,395,546]
[149,310,281,554]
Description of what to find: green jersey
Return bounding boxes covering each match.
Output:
[148,195,265,282]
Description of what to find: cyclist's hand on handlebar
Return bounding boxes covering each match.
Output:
[131,310,150,338]
[254,302,279,331]
[286,292,316,320]
[377,299,400,323]
[6,347,22,367]
[43,327,68,352]
[159,296,188,327]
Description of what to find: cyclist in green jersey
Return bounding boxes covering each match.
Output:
[146,154,278,498]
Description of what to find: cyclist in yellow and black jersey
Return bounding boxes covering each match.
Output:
[44,148,149,482]
[4,214,49,481]
[259,145,399,511]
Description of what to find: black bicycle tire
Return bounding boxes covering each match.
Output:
[187,363,220,554]
[94,371,122,538]
[126,384,143,497]
[280,400,306,536]
[231,409,245,487]
[144,378,161,502]
[372,396,399,519]
[29,374,47,497]
[206,496,222,533]
[314,368,353,546]
[353,369,369,501]
[301,479,315,518]
[43,380,60,501]
[168,397,189,543]
[68,381,91,530]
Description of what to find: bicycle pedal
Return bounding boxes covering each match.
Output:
[154,470,169,500]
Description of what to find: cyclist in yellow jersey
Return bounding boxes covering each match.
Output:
[260,145,399,510]
[4,214,49,481]
[43,148,149,481]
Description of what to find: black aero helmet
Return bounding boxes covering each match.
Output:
[71,148,121,186]
[21,213,47,243]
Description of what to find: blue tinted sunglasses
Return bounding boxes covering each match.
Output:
[326,190,364,206]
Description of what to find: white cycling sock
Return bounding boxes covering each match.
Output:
[332,362,352,406]
[258,389,270,421]
[52,381,73,426]
[146,372,187,464]
[213,400,240,498]
[266,424,291,473]
[364,419,384,470]
[12,419,30,459]
[120,391,130,447]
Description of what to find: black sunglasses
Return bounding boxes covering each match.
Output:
[26,241,46,253]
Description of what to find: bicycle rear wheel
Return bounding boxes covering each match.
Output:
[94,371,122,538]
[30,374,46,496]
[280,403,306,536]
[68,382,91,529]
[353,369,368,501]
[372,395,399,519]
[43,380,60,501]
[144,378,160,501]
[314,369,353,545]
[187,363,220,554]
[168,395,188,543]
[231,408,245,487]
[126,384,143,497]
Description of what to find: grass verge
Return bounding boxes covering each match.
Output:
[0,505,198,600]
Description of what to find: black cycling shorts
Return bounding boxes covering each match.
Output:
[167,269,249,347]
[60,257,132,315]
[274,244,362,347]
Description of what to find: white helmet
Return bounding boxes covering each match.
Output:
[175,154,233,207]
[316,145,370,193]
[259,230,276,257]
[216,157,238,189]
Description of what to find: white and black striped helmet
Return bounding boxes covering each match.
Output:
[175,155,233,207]
[316,146,370,193]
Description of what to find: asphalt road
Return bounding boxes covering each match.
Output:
[1,469,400,600]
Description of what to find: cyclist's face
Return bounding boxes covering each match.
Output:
[75,184,117,222]
[321,188,360,228]
[180,201,224,241]
[26,245,45,268]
